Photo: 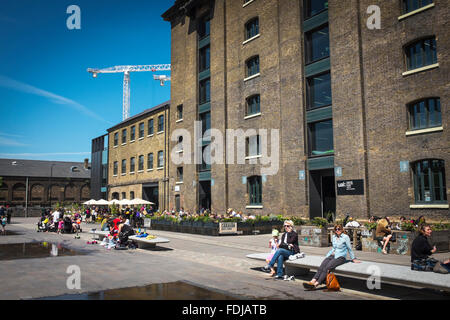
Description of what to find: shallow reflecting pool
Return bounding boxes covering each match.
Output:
[0,242,86,260]
[37,281,240,300]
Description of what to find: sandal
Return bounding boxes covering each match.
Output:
[382,249,388,254]
[303,282,316,290]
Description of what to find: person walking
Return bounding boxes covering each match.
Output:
[303,224,361,290]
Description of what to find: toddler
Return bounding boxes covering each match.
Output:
[266,229,280,263]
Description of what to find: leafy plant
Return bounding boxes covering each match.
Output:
[401,221,417,232]
[364,222,377,231]
[325,211,335,223]
[310,217,328,228]
[432,222,450,231]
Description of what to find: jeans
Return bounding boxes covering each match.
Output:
[313,255,346,284]
[268,248,294,277]
[441,262,450,273]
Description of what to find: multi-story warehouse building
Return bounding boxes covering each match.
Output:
[106,101,170,211]
[162,0,449,221]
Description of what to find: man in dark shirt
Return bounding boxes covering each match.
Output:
[411,224,437,271]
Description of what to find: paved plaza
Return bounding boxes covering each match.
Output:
[0,218,449,300]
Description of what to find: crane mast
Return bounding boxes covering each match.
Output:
[87,64,171,120]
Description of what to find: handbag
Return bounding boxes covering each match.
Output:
[326,272,341,291]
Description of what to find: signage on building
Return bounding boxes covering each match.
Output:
[298,170,305,180]
[219,222,237,235]
[336,179,364,195]
[174,185,180,192]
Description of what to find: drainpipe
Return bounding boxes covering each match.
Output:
[25,177,28,218]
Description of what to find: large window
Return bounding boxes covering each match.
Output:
[199,78,211,104]
[130,157,135,173]
[413,159,447,203]
[199,45,210,72]
[246,56,260,77]
[148,119,154,135]
[245,17,259,40]
[248,176,262,205]
[177,167,183,182]
[114,132,118,146]
[158,115,164,132]
[147,153,153,169]
[304,0,328,19]
[402,0,433,14]
[309,119,334,156]
[138,155,144,171]
[122,129,127,144]
[113,161,118,175]
[405,37,437,71]
[200,111,211,137]
[246,135,261,157]
[198,14,210,39]
[157,151,164,168]
[139,122,144,138]
[130,125,136,141]
[246,95,260,116]
[121,159,126,174]
[306,71,332,110]
[408,98,441,130]
[305,24,329,64]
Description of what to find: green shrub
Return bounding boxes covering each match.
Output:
[432,222,450,231]
[364,222,377,231]
[310,217,328,228]
[401,221,417,232]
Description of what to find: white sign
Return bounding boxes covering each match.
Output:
[174,185,180,192]
[144,218,151,228]
[219,222,237,235]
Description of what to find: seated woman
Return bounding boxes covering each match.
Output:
[411,224,438,271]
[262,220,299,279]
[303,224,361,290]
[375,216,392,254]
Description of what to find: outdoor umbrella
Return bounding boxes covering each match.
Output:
[129,198,155,205]
[95,199,110,206]
[118,199,131,206]
[83,199,96,205]
[108,199,121,205]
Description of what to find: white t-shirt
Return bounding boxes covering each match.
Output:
[52,211,60,221]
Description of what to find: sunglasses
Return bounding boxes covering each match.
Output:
[335,228,342,231]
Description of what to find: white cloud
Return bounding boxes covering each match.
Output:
[0,136,28,147]
[0,75,113,124]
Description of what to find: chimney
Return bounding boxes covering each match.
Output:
[84,158,89,169]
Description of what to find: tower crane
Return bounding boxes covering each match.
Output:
[87,64,171,120]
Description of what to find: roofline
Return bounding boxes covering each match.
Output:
[106,100,170,132]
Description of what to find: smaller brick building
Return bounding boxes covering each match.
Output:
[0,158,91,207]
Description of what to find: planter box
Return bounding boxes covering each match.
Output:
[430,230,450,253]
[296,226,329,247]
[361,230,415,255]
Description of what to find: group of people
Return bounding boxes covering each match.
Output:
[0,205,12,234]
[37,208,83,234]
[160,207,257,222]
[98,215,137,250]
[260,217,449,290]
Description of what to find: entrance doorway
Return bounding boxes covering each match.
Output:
[198,181,211,211]
[309,169,336,219]
[142,184,159,211]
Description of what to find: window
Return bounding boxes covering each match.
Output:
[309,119,334,156]
[113,161,118,175]
[199,45,210,72]
[200,145,211,171]
[305,24,329,64]
[130,157,135,173]
[158,115,164,132]
[139,122,144,138]
[147,153,154,169]
[306,71,332,110]
[121,159,126,174]
[130,191,135,200]
[114,132,118,146]
[130,125,135,141]
[246,56,260,77]
[177,136,183,152]
[245,17,259,40]
[413,159,447,203]
[304,0,328,19]
[402,0,433,14]
[148,119,154,135]
[122,129,127,144]
[246,135,261,157]
[157,151,164,168]
[248,176,262,205]
[121,192,126,199]
[138,155,144,171]
[405,37,437,70]
[246,95,260,116]
[408,98,441,130]
[177,167,183,182]
[177,104,183,120]
[198,14,210,39]
[199,78,211,104]
[200,111,211,137]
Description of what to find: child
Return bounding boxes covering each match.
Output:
[266,229,280,263]
[57,218,64,234]
[1,215,7,234]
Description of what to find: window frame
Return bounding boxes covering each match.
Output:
[199,78,211,105]
[303,0,328,20]
[147,153,154,170]
[157,150,164,168]
[306,71,332,110]
[148,118,154,135]
[402,0,433,14]
[404,36,437,71]
[199,45,211,73]
[121,159,127,174]
[130,125,136,141]
[308,118,334,157]
[246,55,260,78]
[139,122,145,139]
[157,115,164,133]
[412,159,447,204]
[122,129,127,144]
[408,97,441,131]
[130,157,136,173]
[247,175,262,205]
[246,94,261,116]
[304,23,330,65]
[138,155,144,171]
[113,132,118,146]
[245,17,259,41]
[113,161,118,176]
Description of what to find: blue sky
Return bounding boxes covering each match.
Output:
[0,0,173,162]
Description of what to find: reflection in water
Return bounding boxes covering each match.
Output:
[0,242,85,260]
[37,282,240,300]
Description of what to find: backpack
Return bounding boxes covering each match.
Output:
[326,272,341,291]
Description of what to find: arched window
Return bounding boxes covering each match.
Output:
[12,183,26,201]
[64,184,76,201]
[245,17,259,40]
[0,183,8,201]
[112,192,119,200]
[246,56,260,77]
[31,184,44,201]
[80,184,90,201]
[246,94,260,116]
[404,37,437,71]
[408,97,441,130]
[412,159,447,203]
